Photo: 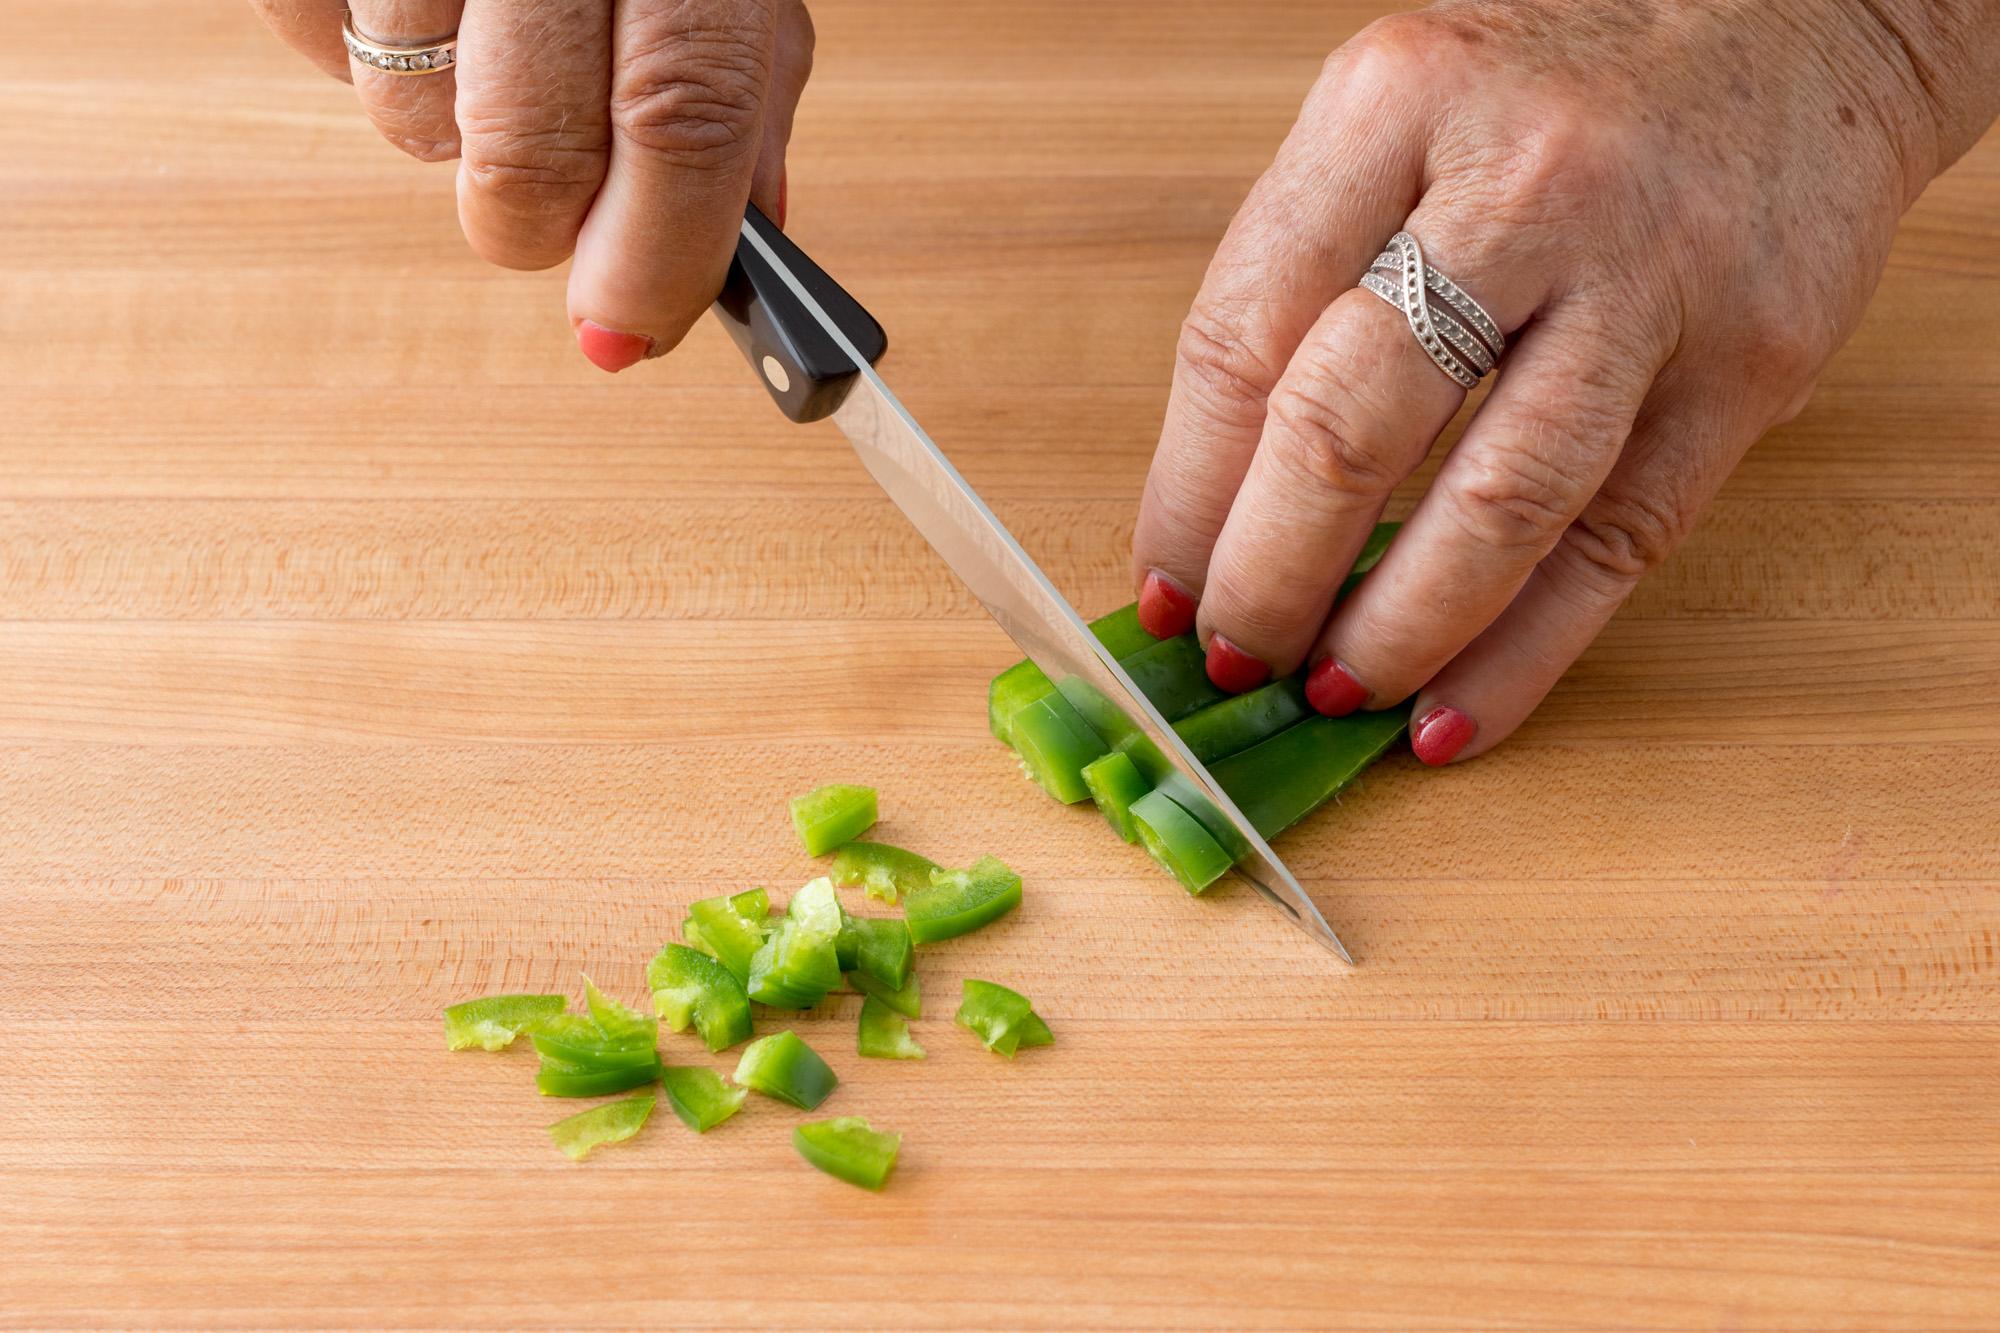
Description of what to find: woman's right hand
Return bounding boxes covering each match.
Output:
[251,0,814,372]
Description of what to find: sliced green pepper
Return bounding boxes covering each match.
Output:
[904,855,1022,945]
[789,783,878,856]
[1120,635,1228,721]
[733,1030,839,1110]
[1009,692,1109,804]
[1173,676,1312,764]
[747,877,844,1009]
[829,840,940,905]
[535,1054,663,1098]
[583,977,659,1046]
[1211,708,1410,839]
[846,968,921,1019]
[857,995,926,1060]
[988,607,1162,743]
[442,993,566,1051]
[834,914,914,991]
[683,887,774,984]
[793,1117,901,1191]
[1129,788,1233,894]
[659,1064,747,1132]
[548,1093,654,1160]
[529,1013,661,1071]
[955,978,1050,1058]
[1081,749,1149,843]
[647,943,754,1051]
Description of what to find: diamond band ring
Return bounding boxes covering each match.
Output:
[341,13,458,76]
[1359,232,1505,389]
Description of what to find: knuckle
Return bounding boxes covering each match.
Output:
[1264,378,1402,499]
[1562,490,1686,586]
[385,132,460,164]
[1174,308,1278,415]
[613,24,769,170]
[461,123,604,206]
[1450,445,1590,554]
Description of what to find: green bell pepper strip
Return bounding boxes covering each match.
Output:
[548,1093,654,1160]
[1080,750,1149,843]
[789,783,878,856]
[647,944,754,1051]
[857,995,926,1060]
[529,1014,660,1070]
[829,840,940,905]
[1009,693,1109,804]
[1173,676,1313,765]
[1119,635,1228,721]
[583,977,659,1046]
[1337,521,1399,602]
[793,1117,901,1191]
[733,1030,839,1110]
[846,968,921,1019]
[988,606,1162,743]
[1129,788,1233,894]
[659,1064,747,1132]
[1211,708,1410,839]
[442,993,566,1051]
[535,1054,663,1098]
[748,877,844,1009]
[955,979,1047,1058]
[834,914,914,991]
[1017,1011,1054,1048]
[683,888,774,984]
[904,855,1022,945]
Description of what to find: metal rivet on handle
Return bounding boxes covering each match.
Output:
[761,355,791,393]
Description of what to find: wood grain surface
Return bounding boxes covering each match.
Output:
[3,1,1998,1327]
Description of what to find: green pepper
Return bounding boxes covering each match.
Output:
[988,607,1161,743]
[1081,750,1149,843]
[535,1054,663,1098]
[659,1064,747,1132]
[747,877,844,1009]
[835,914,914,991]
[529,1013,661,1070]
[547,1093,654,1160]
[955,978,1050,1058]
[1173,676,1312,764]
[903,855,1022,945]
[1337,521,1399,602]
[789,783,878,856]
[856,995,926,1060]
[846,969,921,1019]
[1120,634,1228,721]
[829,840,940,905]
[583,977,659,1046]
[683,887,774,984]
[733,1030,839,1110]
[647,943,754,1051]
[1211,708,1410,838]
[793,1117,901,1191]
[1009,692,1109,804]
[1129,788,1233,894]
[442,993,566,1051]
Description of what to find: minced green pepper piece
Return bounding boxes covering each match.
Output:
[1174,676,1313,764]
[647,943,754,1051]
[442,993,566,1051]
[535,1054,663,1098]
[1212,709,1410,838]
[904,855,1022,945]
[659,1064,747,1132]
[748,877,844,1009]
[548,1093,654,1160]
[684,888,774,984]
[1010,693,1109,804]
[794,1116,901,1191]
[955,979,1049,1058]
[530,1013,660,1070]
[733,1030,839,1110]
[789,783,878,856]
[829,840,940,905]
[1129,788,1233,894]
[835,914,914,991]
[583,977,659,1046]
[846,969,921,1019]
[857,995,926,1060]
[1081,750,1149,843]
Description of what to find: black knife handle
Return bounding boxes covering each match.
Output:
[713,203,888,423]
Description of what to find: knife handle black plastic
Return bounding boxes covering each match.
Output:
[713,203,888,423]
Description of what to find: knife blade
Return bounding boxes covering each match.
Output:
[715,206,1352,963]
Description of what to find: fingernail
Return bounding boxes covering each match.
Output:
[1305,658,1368,717]
[575,320,652,374]
[776,168,789,229]
[1137,570,1197,638]
[1204,634,1270,694]
[1412,705,1478,767]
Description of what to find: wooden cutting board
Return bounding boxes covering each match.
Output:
[2,1,1996,1326]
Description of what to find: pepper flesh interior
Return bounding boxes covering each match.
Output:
[548,1093,654,1160]
[847,968,921,1019]
[733,1030,840,1110]
[442,993,566,1051]
[659,1064,747,1132]
[829,841,940,905]
[647,944,754,1051]
[789,783,879,856]
[857,995,926,1060]
[955,979,1050,1058]
[748,877,844,1009]
[903,856,1022,945]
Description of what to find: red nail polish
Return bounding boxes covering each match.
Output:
[1137,570,1197,638]
[776,168,789,229]
[1412,705,1477,767]
[575,320,652,374]
[1305,658,1368,717]
[1204,634,1270,694]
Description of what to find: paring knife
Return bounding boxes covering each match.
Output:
[711,204,1352,964]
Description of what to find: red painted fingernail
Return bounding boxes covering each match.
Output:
[1204,634,1270,694]
[776,168,789,229]
[1412,705,1477,767]
[575,320,652,374]
[1137,570,1197,638]
[1305,658,1368,717]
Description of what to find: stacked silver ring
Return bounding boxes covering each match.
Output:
[1359,232,1504,389]
[341,13,458,75]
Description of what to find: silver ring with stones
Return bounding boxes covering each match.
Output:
[341,13,458,76]
[1359,231,1505,390]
